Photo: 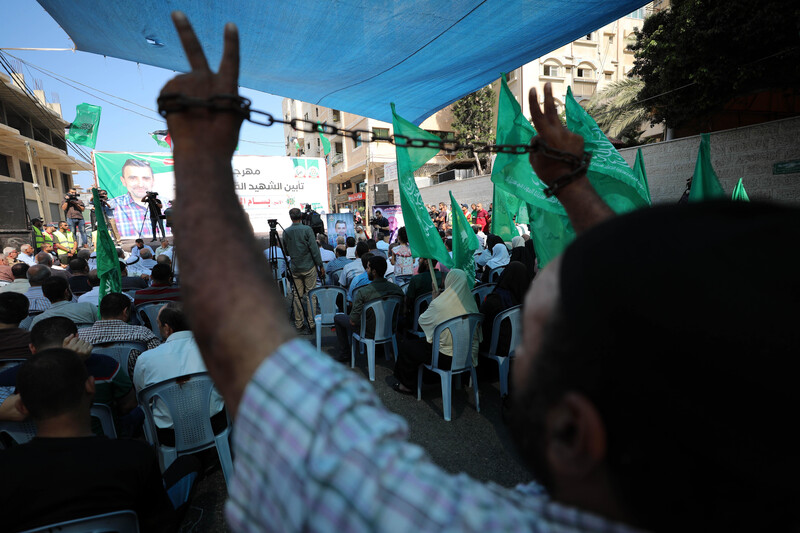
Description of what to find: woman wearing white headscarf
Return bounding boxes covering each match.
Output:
[393,269,483,393]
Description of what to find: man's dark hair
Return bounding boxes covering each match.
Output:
[17,349,89,421]
[289,208,302,221]
[76,249,91,261]
[119,261,128,275]
[87,270,100,288]
[150,264,172,284]
[35,252,53,267]
[30,316,78,351]
[158,302,189,332]
[100,292,131,319]
[511,202,800,532]
[366,239,377,250]
[122,159,153,175]
[68,258,89,273]
[346,236,356,248]
[445,238,452,251]
[360,252,374,269]
[42,276,70,303]
[355,241,369,258]
[397,227,408,244]
[367,255,388,278]
[0,292,30,325]
[418,258,437,273]
[335,245,347,257]
[27,264,52,285]
[11,262,29,279]
[135,238,144,245]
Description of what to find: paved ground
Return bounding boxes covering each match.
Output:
[180,329,531,532]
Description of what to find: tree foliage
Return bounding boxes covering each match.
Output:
[629,0,800,128]
[451,86,495,173]
[585,78,651,142]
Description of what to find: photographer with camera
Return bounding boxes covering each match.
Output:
[95,189,122,244]
[61,188,87,248]
[141,191,166,242]
[301,204,325,236]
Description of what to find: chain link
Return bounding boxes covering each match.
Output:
[157,93,588,161]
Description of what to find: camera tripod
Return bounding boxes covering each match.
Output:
[266,220,318,330]
[138,200,166,242]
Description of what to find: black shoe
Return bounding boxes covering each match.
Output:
[330,347,350,362]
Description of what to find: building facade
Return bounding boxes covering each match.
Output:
[0,72,91,227]
[282,99,455,216]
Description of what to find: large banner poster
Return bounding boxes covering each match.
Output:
[93,152,329,239]
[371,205,404,243]
[326,213,355,247]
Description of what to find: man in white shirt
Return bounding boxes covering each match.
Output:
[127,249,158,277]
[130,239,155,259]
[154,238,173,260]
[339,241,368,289]
[133,303,224,433]
[316,234,335,263]
[18,245,36,267]
[30,277,97,329]
[376,235,390,252]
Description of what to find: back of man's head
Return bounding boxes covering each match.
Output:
[86,270,100,288]
[69,258,89,274]
[0,292,29,326]
[11,262,29,280]
[366,239,377,250]
[135,238,144,246]
[346,236,355,248]
[30,316,78,352]
[27,264,52,286]
[150,264,172,284]
[35,252,53,266]
[317,234,327,246]
[118,261,129,276]
[511,201,800,531]
[156,254,172,266]
[289,208,302,221]
[139,249,153,260]
[335,245,347,258]
[355,241,369,258]
[367,255,387,278]
[17,348,89,422]
[42,276,70,303]
[76,249,91,261]
[158,302,190,333]
[100,292,131,320]
[336,236,345,246]
[360,252,374,269]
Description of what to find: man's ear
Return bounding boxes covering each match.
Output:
[85,376,96,397]
[15,395,29,418]
[545,392,607,479]
[28,343,37,354]
[122,307,130,323]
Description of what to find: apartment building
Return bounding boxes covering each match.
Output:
[282,99,455,215]
[501,5,653,118]
[0,72,91,227]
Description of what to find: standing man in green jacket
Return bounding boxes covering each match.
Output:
[282,208,325,332]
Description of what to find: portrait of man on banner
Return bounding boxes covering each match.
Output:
[326,213,355,247]
[107,158,173,240]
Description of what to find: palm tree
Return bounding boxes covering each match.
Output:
[585,78,652,141]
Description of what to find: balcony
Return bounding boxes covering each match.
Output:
[331,153,343,165]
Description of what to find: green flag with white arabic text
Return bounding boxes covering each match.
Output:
[91,188,121,314]
[391,104,453,268]
[450,191,479,288]
[688,134,725,202]
[67,103,101,149]
[491,185,519,242]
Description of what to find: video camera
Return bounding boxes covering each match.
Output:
[267,219,278,229]
[65,193,80,202]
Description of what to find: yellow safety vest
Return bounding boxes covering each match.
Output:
[33,226,45,248]
[53,230,74,254]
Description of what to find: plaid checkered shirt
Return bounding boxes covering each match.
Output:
[226,339,640,533]
[109,193,149,239]
[78,320,161,376]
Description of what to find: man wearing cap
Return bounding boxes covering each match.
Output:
[31,218,46,253]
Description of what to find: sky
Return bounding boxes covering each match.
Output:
[0,1,286,189]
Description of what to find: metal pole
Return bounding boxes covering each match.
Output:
[24,141,47,222]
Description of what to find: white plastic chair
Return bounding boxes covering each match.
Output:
[408,292,433,338]
[488,266,506,283]
[0,420,36,449]
[0,358,27,371]
[138,372,233,488]
[308,286,347,351]
[351,295,403,381]
[19,510,139,533]
[134,301,173,340]
[417,313,483,421]
[90,403,117,439]
[480,305,522,397]
[92,341,147,378]
[471,283,497,309]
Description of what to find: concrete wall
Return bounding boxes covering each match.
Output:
[618,116,800,205]
[383,172,495,208]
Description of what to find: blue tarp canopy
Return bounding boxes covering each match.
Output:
[38,0,648,125]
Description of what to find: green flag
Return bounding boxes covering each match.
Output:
[391,103,453,268]
[633,148,652,204]
[317,122,331,156]
[491,185,519,242]
[66,103,102,149]
[516,201,530,225]
[688,133,725,202]
[731,178,750,201]
[91,188,121,313]
[449,191,480,288]
[530,209,574,268]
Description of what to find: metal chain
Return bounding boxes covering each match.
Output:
[157,93,587,162]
